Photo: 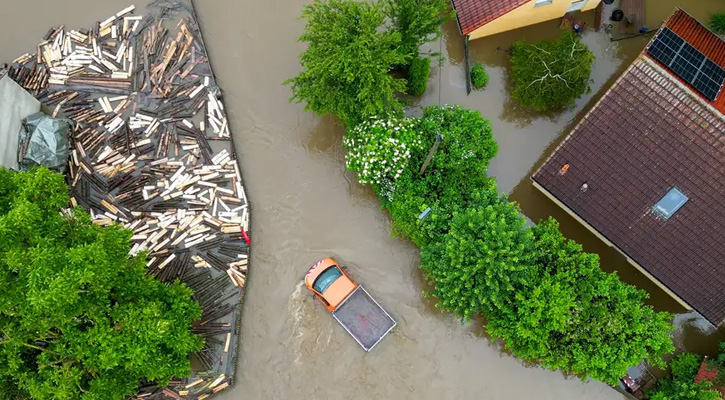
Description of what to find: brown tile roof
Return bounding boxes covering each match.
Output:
[695,360,725,398]
[532,10,725,325]
[451,0,529,35]
[646,9,725,113]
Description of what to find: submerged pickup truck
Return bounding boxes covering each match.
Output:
[304,258,396,352]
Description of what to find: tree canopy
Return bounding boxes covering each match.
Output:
[510,32,594,111]
[486,218,675,384]
[647,353,721,400]
[384,0,453,58]
[0,168,203,400]
[285,0,408,126]
[384,105,498,246]
[420,188,532,321]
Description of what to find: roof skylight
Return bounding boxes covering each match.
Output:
[653,187,688,219]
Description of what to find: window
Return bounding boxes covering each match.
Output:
[653,187,688,219]
[535,0,553,6]
[567,0,587,12]
[313,266,343,293]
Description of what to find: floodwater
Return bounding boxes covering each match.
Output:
[0,0,723,399]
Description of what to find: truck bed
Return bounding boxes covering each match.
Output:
[332,286,396,352]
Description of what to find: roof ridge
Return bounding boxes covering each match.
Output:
[671,7,725,46]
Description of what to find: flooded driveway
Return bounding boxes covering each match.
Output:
[2,0,722,399]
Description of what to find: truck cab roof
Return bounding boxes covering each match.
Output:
[305,258,358,312]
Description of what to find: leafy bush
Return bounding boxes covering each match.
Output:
[285,0,408,126]
[383,105,498,246]
[343,118,423,199]
[486,218,675,384]
[384,0,454,58]
[648,353,719,400]
[0,168,203,400]
[671,353,705,382]
[711,13,725,35]
[470,62,489,89]
[420,188,533,321]
[407,57,431,96]
[649,381,721,400]
[510,32,594,111]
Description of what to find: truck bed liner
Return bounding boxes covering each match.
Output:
[332,286,396,351]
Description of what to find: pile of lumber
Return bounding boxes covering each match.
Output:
[4,1,246,399]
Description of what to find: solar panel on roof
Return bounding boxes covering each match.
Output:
[646,27,725,101]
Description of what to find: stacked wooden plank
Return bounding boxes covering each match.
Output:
[5,1,246,399]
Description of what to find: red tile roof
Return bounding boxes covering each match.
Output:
[695,360,725,398]
[645,9,725,113]
[451,0,529,35]
[532,10,725,325]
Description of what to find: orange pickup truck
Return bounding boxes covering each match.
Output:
[305,258,396,352]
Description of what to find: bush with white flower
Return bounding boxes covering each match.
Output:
[343,118,424,190]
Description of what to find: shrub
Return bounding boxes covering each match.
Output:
[343,118,424,199]
[420,188,533,321]
[383,105,498,245]
[711,13,725,35]
[407,57,431,96]
[285,0,408,126]
[648,353,719,400]
[470,62,489,89]
[510,31,594,111]
[0,168,203,400]
[486,218,675,384]
[671,353,705,382]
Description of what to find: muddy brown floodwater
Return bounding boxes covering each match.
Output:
[1,0,724,399]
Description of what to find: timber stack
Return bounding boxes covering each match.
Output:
[4,1,248,399]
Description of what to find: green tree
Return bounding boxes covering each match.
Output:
[384,105,498,246]
[649,381,721,400]
[486,218,674,384]
[384,0,453,57]
[670,352,704,382]
[420,189,533,321]
[0,168,203,400]
[285,0,408,126]
[648,353,720,400]
[510,32,594,111]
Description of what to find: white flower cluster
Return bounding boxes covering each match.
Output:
[343,118,423,189]
[376,179,396,203]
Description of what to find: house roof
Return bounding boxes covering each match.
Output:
[645,9,725,113]
[532,9,725,325]
[450,0,529,35]
[695,360,725,398]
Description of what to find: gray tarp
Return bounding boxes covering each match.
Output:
[0,74,41,170]
[17,112,71,173]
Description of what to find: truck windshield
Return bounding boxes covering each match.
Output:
[313,266,343,293]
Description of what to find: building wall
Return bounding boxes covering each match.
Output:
[468,0,601,40]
